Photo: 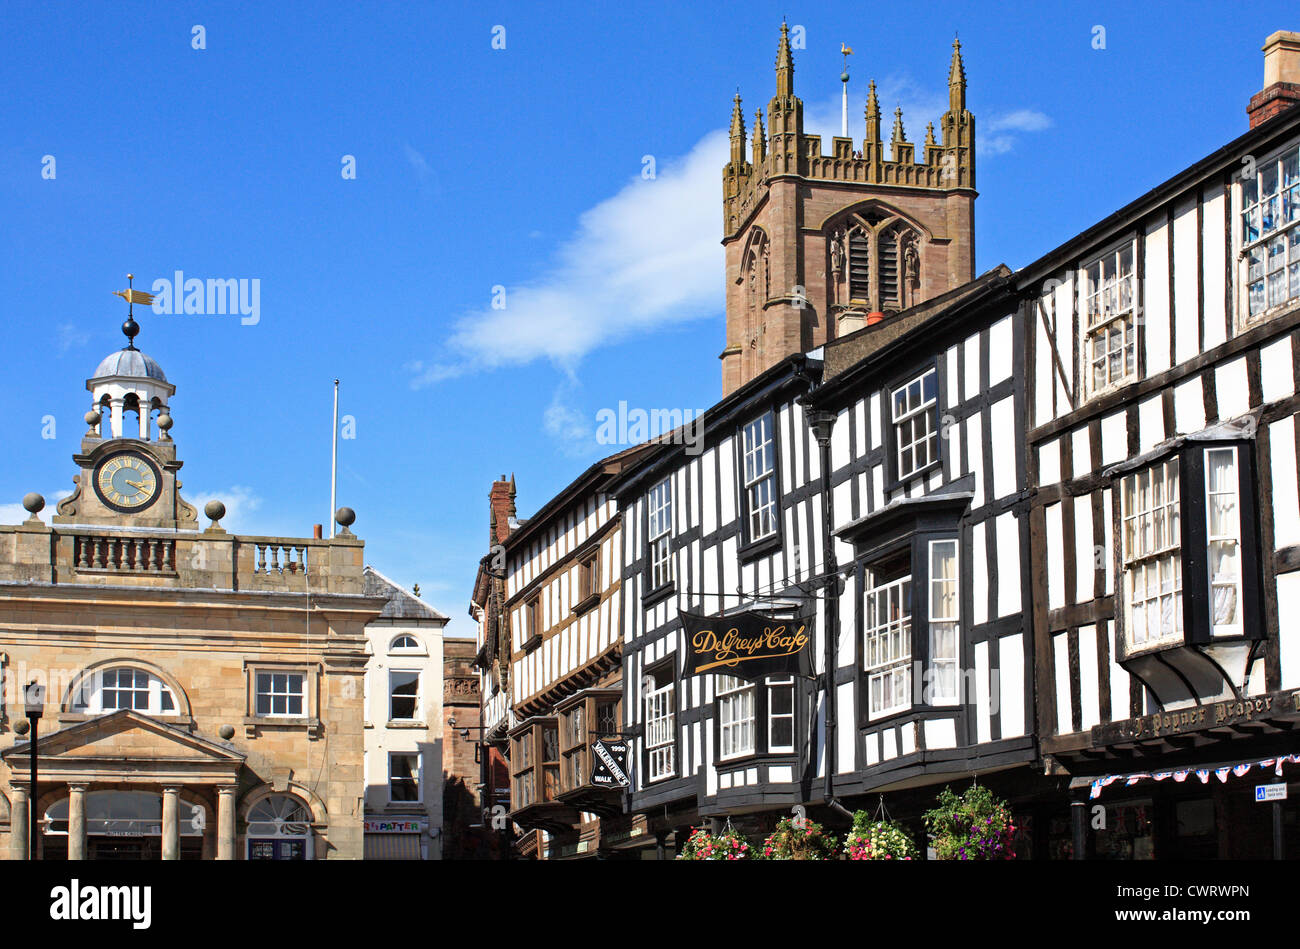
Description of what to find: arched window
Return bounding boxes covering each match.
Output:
[71,667,178,715]
[45,791,205,837]
[389,634,422,653]
[247,794,313,860]
[827,209,922,314]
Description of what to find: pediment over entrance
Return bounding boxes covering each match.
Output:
[2,709,243,785]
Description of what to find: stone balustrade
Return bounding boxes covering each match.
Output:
[0,523,365,595]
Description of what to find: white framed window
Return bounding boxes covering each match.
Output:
[648,477,673,589]
[1241,143,1300,321]
[645,678,676,781]
[389,634,424,654]
[1082,242,1137,394]
[717,675,755,760]
[255,671,306,717]
[388,670,420,722]
[1121,459,1183,647]
[864,566,912,718]
[742,412,778,541]
[72,667,178,716]
[927,540,960,705]
[1205,447,1243,637]
[891,369,938,481]
[767,677,795,752]
[389,752,422,803]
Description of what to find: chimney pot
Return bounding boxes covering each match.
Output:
[313,524,323,539]
[1249,30,1300,128]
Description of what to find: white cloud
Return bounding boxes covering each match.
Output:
[56,323,90,354]
[410,130,728,385]
[0,488,72,525]
[404,144,440,197]
[543,382,595,458]
[187,485,263,532]
[802,80,1049,159]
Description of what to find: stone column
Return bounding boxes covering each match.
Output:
[161,787,180,860]
[216,786,237,860]
[9,786,28,860]
[68,783,88,861]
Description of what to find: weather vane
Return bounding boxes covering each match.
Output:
[111,273,155,351]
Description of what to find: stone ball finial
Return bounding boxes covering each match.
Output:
[13,719,29,737]
[84,409,102,427]
[218,724,235,741]
[157,413,173,432]
[22,493,45,515]
[335,506,356,528]
[204,500,226,523]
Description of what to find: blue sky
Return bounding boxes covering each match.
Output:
[0,1,1294,638]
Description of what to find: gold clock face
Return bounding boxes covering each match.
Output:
[94,453,160,512]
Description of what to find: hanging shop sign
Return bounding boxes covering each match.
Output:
[1092,687,1300,746]
[591,738,630,789]
[679,609,815,679]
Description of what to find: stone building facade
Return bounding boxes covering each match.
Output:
[722,25,976,395]
[0,320,380,860]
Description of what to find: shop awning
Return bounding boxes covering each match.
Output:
[364,833,422,860]
[1070,753,1300,799]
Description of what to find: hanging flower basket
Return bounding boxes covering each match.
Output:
[844,811,919,861]
[676,825,752,860]
[923,784,1017,860]
[759,817,840,860]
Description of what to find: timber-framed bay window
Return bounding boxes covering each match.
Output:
[1112,439,1261,658]
[888,367,939,484]
[557,688,621,794]
[509,717,562,814]
[740,411,779,546]
[644,663,676,782]
[715,673,798,761]
[647,476,674,592]
[1240,141,1300,323]
[1082,240,1138,396]
[850,521,965,724]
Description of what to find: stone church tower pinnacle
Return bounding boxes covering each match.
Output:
[720,27,978,396]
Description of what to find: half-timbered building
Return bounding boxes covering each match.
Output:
[1022,31,1300,859]
[474,449,654,859]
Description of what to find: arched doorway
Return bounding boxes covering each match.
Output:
[44,790,205,860]
[246,794,312,860]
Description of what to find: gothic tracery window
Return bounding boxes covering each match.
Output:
[828,209,921,314]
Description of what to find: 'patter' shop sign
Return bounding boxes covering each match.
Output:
[1092,687,1300,745]
[679,609,815,680]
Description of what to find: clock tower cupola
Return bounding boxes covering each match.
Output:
[54,279,199,529]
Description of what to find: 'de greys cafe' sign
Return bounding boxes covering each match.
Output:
[679,609,815,680]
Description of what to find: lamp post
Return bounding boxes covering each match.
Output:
[24,681,44,860]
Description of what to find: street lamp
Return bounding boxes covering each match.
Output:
[24,681,44,861]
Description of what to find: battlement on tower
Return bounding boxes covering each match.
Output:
[723,29,975,240]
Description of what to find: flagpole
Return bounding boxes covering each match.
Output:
[330,379,339,538]
[840,44,852,138]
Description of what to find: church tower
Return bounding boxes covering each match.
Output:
[721,27,977,395]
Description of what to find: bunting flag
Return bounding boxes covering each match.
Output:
[1173,771,1189,783]
[1090,756,1296,798]
[1196,770,1211,784]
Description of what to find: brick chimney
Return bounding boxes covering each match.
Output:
[488,474,516,547]
[1248,31,1300,128]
